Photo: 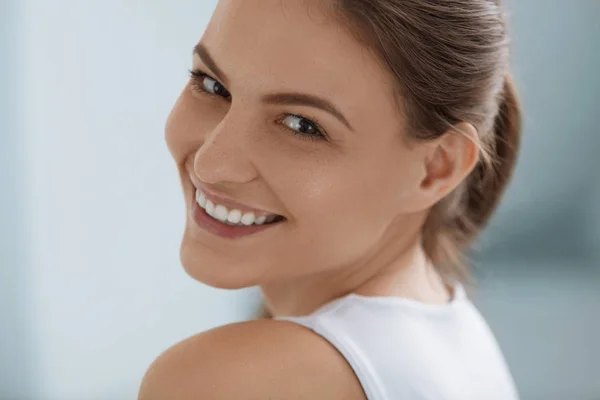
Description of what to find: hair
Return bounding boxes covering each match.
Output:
[257,0,521,318]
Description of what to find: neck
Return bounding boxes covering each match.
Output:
[260,232,450,318]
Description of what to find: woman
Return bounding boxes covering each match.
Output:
[139,0,521,398]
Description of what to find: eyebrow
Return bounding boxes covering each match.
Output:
[193,43,354,132]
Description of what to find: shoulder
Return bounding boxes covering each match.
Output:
[138,319,366,400]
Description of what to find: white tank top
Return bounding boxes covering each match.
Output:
[275,283,519,400]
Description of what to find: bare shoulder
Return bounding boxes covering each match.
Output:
[138,319,366,400]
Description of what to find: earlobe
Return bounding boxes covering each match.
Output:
[419,122,480,200]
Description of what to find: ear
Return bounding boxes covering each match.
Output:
[419,122,480,206]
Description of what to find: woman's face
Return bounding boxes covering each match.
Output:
[166,0,430,289]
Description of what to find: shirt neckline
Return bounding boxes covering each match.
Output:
[344,281,467,313]
[275,282,467,319]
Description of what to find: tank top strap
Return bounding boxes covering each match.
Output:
[274,297,387,400]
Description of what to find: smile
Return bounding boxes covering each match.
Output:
[195,189,285,226]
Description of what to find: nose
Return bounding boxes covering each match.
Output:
[193,115,259,185]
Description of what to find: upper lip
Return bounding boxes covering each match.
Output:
[189,177,282,218]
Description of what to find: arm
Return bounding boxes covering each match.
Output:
[138,319,366,400]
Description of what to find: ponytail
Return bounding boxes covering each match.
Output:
[466,75,522,231]
[422,75,522,282]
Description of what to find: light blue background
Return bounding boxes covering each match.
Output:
[1,1,598,399]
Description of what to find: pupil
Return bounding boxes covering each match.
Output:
[299,119,314,134]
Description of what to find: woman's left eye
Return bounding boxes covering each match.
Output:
[280,115,326,141]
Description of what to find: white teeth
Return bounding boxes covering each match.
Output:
[214,205,229,222]
[195,189,280,227]
[227,209,242,224]
[197,191,207,208]
[241,212,256,226]
[205,199,215,215]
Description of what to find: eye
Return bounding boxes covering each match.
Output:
[188,69,326,142]
[280,114,326,142]
[189,69,231,100]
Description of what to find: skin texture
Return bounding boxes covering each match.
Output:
[139,0,479,398]
[138,320,368,400]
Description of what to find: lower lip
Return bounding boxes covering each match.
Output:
[192,199,284,239]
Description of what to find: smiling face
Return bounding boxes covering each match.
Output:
[165,0,434,289]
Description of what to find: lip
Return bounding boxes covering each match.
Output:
[188,176,282,219]
[191,193,285,239]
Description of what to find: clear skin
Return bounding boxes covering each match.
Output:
[140,0,479,398]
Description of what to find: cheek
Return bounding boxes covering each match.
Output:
[278,163,394,262]
[294,146,418,223]
[279,146,422,266]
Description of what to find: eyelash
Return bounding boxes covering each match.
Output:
[188,69,327,142]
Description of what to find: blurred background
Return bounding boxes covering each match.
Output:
[1,0,598,399]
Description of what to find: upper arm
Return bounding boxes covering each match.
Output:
[138,319,367,400]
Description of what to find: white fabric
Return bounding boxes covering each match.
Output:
[275,284,519,400]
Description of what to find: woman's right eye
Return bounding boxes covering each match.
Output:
[189,69,231,100]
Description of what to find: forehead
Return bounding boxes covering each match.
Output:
[200,0,399,124]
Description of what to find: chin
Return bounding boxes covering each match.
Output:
[178,231,263,290]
